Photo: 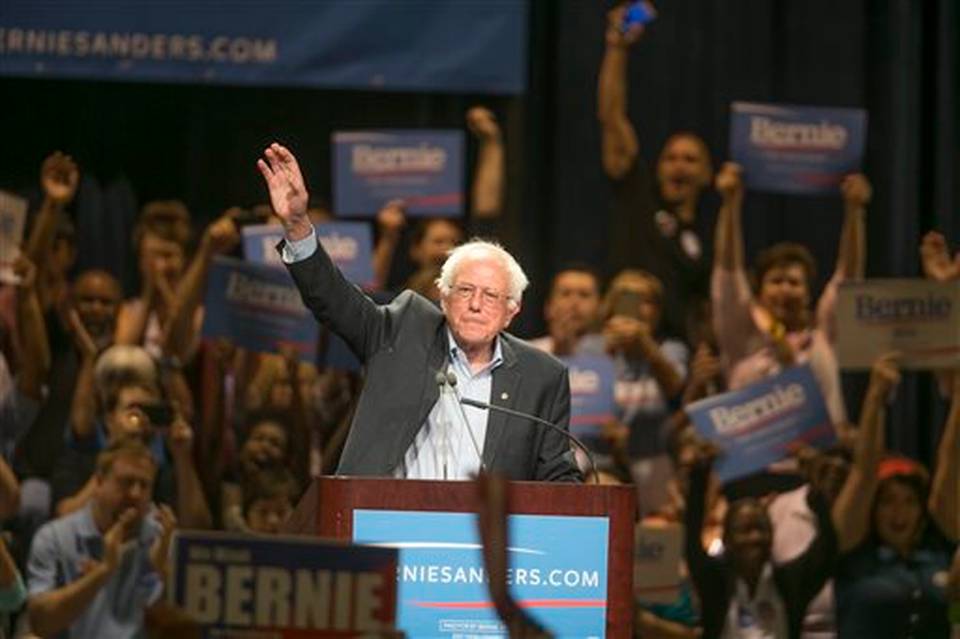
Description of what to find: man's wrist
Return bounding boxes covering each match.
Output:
[284,218,313,242]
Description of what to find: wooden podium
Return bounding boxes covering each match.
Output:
[286,476,637,638]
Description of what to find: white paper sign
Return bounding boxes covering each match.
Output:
[837,279,960,369]
[634,523,684,605]
[0,191,28,285]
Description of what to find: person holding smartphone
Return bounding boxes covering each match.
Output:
[598,1,714,344]
[601,269,688,462]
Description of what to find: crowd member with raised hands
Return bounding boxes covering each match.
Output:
[115,203,239,369]
[159,209,241,364]
[54,345,211,530]
[23,151,80,319]
[528,265,604,357]
[711,162,871,430]
[3,256,49,458]
[831,356,959,638]
[598,3,713,342]
[601,270,687,459]
[114,201,192,357]
[26,439,178,639]
[684,440,837,639]
[374,106,504,296]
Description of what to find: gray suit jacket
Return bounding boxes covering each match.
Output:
[285,243,581,481]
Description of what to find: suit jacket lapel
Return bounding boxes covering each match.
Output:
[482,336,520,468]
[391,323,448,473]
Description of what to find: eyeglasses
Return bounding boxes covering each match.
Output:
[450,283,509,307]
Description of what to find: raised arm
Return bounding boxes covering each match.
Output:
[817,174,871,342]
[597,4,644,180]
[26,152,79,264]
[928,371,960,541]
[832,354,898,551]
[161,210,239,363]
[0,457,20,520]
[66,308,101,440]
[167,416,213,529]
[258,143,392,362]
[683,451,726,599]
[466,107,505,219]
[713,162,745,273]
[13,255,50,401]
[371,200,406,290]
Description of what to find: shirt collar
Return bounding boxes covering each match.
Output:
[446,328,504,376]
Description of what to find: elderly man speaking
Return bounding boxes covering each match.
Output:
[257,143,580,482]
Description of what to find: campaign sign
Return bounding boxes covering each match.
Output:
[836,279,960,370]
[201,256,318,363]
[729,102,867,194]
[170,531,398,638]
[0,190,28,284]
[559,354,617,446]
[633,524,684,605]
[333,130,464,217]
[354,510,609,638]
[685,364,834,483]
[242,222,376,288]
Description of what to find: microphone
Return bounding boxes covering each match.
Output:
[450,379,598,484]
[437,368,487,474]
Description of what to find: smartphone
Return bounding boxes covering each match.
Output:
[136,401,175,429]
[612,290,644,319]
[622,1,656,33]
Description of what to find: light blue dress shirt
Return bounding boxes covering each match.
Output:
[398,330,503,480]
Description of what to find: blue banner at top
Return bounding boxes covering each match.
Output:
[0,1,528,94]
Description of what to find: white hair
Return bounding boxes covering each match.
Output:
[94,344,159,392]
[436,239,529,303]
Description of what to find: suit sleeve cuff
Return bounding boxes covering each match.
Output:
[280,229,318,264]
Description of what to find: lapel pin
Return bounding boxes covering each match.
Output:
[501,392,509,400]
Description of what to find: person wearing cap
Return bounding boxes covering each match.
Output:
[832,355,959,638]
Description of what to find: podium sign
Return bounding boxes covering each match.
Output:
[354,510,608,638]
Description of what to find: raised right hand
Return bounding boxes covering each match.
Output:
[920,231,960,282]
[41,151,79,205]
[868,352,901,399]
[606,3,648,48]
[376,200,407,237]
[715,162,744,201]
[256,143,311,241]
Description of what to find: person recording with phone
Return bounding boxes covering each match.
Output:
[257,143,580,482]
[602,270,688,461]
[52,345,211,529]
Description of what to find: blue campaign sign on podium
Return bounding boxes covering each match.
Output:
[353,510,609,638]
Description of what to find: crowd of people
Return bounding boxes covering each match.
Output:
[0,5,958,638]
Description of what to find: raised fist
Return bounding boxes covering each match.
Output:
[41,151,80,205]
